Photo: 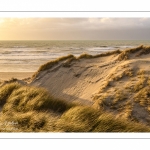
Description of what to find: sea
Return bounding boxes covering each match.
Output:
[0,40,150,72]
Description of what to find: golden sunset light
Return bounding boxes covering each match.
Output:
[0,18,150,40]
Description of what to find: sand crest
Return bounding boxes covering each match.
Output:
[30,45,150,124]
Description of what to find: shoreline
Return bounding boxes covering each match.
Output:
[0,72,34,81]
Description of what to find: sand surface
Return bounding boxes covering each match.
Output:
[30,53,119,105]
[0,72,34,81]
[30,46,150,124]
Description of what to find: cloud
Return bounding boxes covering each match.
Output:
[0,18,150,40]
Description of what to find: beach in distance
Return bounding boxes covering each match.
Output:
[0,41,150,132]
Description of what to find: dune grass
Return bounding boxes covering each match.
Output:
[55,106,150,132]
[0,82,150,132]
[134,86,150,107]
[1,83,75,114]
[113,90,127,105]
[0,82,76,132]
[55,106,101,132]
[0,111,57,132]
[92,112,150,132]
[77,50,121,60]
[32,49,121,79]
[32,54,75,78]
[38,54,75,72]
[117,45,144,61]
[118,45,150,61]
[134,74,147,92]
[0,82,21,106]
[62,56,77,67]
[136,46,150,56]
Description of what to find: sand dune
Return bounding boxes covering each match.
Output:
[0,45,150,131]
[30,53,119,105]
[30,45,150,125]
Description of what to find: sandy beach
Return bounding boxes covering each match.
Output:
[0,72,34,81]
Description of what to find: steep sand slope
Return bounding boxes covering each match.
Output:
[30,45,150,124]
[30,53,119,105]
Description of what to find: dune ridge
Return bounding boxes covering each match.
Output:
[30,45,150,125]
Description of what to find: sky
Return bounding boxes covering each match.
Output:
[0,18,150,40]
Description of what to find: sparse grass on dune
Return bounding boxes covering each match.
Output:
[125,45,144,53]
[113,90,127,105]
[32,54,75,78]
[136,46,150,56]
[77,53,93,59]
[32,49,121,79]
[117,45,150,61]
[134,75,147,92]
[62,56,77,67]
[38,54,75,71]
[133,69,147,92]
[94,49,121,57]
[77,50,121,60]
[93,66,150,125]
[117,45,143,61]
[134,86,150,107]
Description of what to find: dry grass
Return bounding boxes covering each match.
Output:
[77,50,121,60]
[136,46,150,56]
[0,83,76,132]
[2,85,75,114]
[56,106,101,132]
[134,87,150,107]
[32,54,75,78]
[92,112,149,132]
[0,110,59,132]
[94,93,111,109]
[118,51,129,61]
[100,80,112,90]
[62,56,77,67]
[137,69,145,75]
[0,82,149,132]
[55,106,150,132]
[113,90,127,105]
[124,68,134,77]
[134,75,147,92]
[0,82,21,106]
[148,77,150,86]
[77,53,93,59]
[117,45,144,61]
[109,68,133,82]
